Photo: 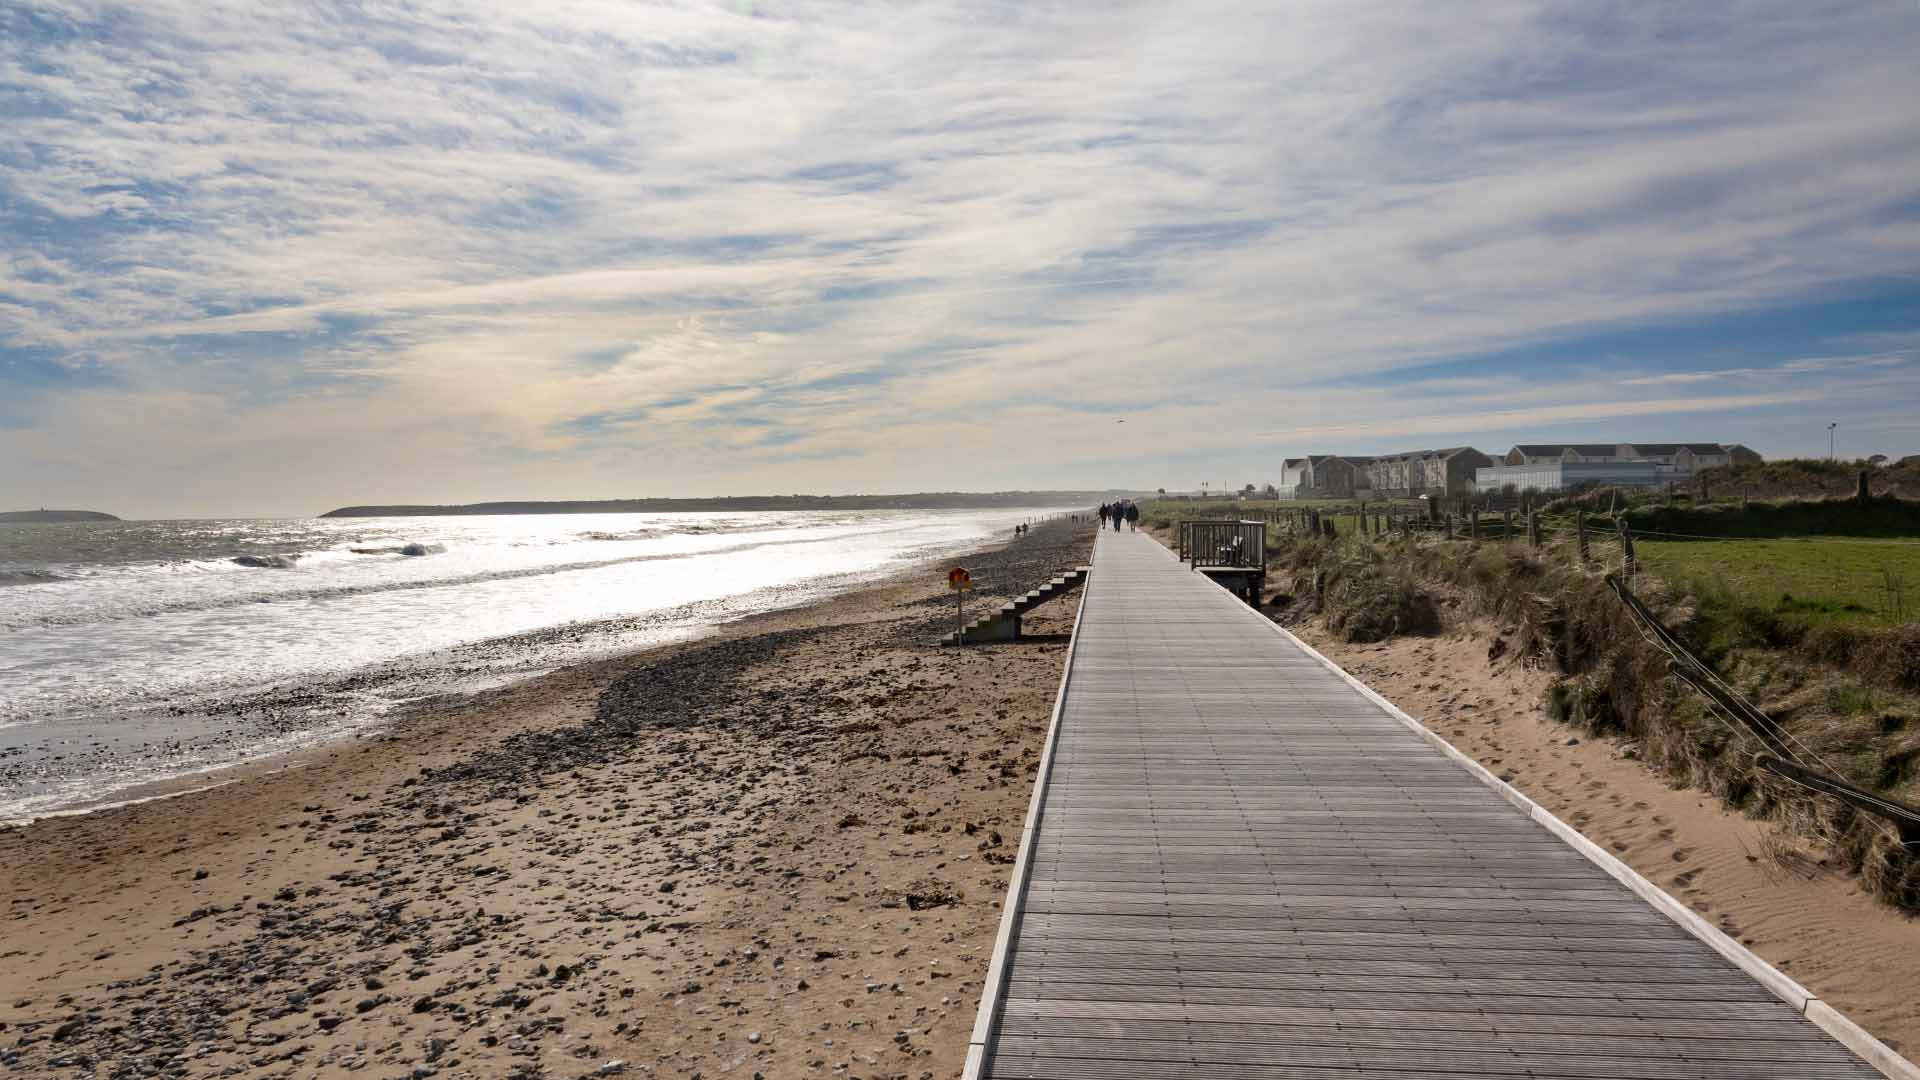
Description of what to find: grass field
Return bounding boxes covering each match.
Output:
[1637,537,1920,628]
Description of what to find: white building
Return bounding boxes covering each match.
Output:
[1476,460,1662,494]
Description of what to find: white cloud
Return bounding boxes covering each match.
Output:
[4,0,1920,514]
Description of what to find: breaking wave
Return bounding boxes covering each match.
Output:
[0,569,69,587]
[232,554,303,569]
[7,530,911,632]
[348,542,446,557]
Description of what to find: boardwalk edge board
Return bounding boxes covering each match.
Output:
[1240,580,1920,1080]
[963,560,1091,1080]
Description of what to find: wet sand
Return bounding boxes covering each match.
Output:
[1298,618,1920,1057]
[0,519,1094,1079]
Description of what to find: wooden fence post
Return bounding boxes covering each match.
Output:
[1468,507,1479,540]
[1858,469,1871,503]
[1617,518,1636,579]
[1577,512,1589,561]
[1528,510,1540,548]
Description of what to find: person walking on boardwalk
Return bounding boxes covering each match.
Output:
[1124,502,1139,532]
[1098,503,1110,529]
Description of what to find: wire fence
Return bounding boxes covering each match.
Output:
[1610,573,1920,847]
[1229,501,1920,842]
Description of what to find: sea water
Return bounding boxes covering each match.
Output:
[0,508,1056,819]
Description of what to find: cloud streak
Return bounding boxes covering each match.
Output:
[3,0,1920,514]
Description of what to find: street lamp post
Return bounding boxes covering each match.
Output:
[1828,422,1838,461]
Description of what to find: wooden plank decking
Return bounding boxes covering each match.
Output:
[966,529,1894,1080]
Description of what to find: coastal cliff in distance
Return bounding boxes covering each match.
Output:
[321,491,1142,518]
[0,509,121,523]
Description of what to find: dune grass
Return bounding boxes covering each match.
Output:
[1252,528,1920,909]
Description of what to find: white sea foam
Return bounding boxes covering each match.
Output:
[0,507,1065,817]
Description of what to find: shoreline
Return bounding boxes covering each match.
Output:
[0,518,1096,1079]
[2,515,1067,825]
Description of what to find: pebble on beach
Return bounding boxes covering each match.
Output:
[0,518,1096,1080]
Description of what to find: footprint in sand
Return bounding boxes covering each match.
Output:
[1658,828,1675,841]
[1631,801,1651,810]
[1611,840,1630,852]
[1671,848,1691,862]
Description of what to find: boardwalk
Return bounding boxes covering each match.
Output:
[966,530,1897,1080]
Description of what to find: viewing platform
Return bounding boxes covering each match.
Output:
[964,530,1912,1080]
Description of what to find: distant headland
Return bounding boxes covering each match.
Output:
[0,509,121,523]
[320,491,1141,518]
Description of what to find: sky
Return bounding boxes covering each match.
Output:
[3,1,1919,518]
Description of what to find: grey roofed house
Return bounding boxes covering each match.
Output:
[1503,444,1630,464]
[1357,446,1491,497]
[1419,447,1494,495]
[1501,442,1761,471]
[1629,443,1732,455]
[1280,454,1371,499]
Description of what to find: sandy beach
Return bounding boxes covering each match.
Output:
[12,517,1919,1078]
[0,519,1094,1080]
[1297,618,1920,1057]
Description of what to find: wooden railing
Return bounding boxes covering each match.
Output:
[1179,520,1266,568]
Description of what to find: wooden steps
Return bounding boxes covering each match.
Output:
[943,566,1092,644]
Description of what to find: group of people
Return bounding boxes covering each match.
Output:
[1098,501,1139,531]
